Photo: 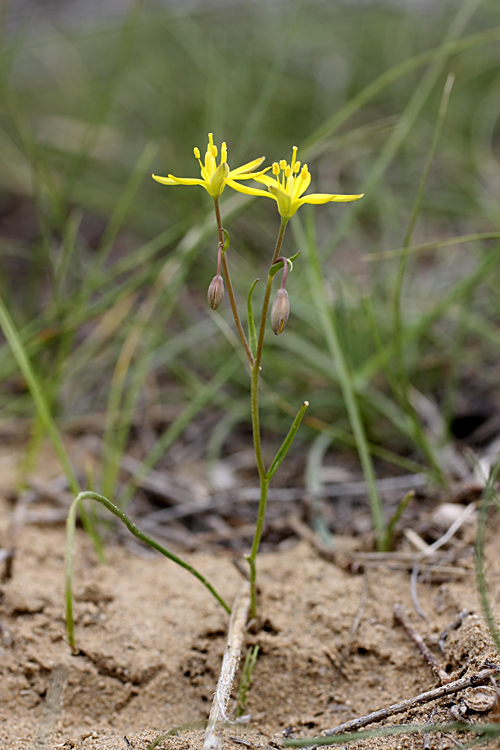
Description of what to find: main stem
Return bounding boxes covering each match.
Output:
[247,218,288,621]
[211,197,288,621]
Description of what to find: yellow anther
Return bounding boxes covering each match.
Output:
[272,162,280,175]
[279,160,287,171]
[211,144,218,158]
[293,161,301,174]
[300,165,308,178]
[221,142,227,163]
[284,165,291,178]
[193,147,201,159]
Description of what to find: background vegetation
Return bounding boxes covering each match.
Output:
[1,0,500,517]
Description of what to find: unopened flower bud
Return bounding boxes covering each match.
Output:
[207,274,224,310]
[270,288,290,335]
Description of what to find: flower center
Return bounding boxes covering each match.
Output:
[271,146,309,195]
[194,133,228,178]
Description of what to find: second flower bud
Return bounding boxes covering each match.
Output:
[270,288,290,335]
[207,274,224,310]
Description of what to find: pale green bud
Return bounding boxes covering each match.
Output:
[207,274,224,310]
[270,288,290,335]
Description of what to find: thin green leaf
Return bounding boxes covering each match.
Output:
[65,491,231,649]
[268,251,300,279]
[266,401,309,482]
[221,227,230,253]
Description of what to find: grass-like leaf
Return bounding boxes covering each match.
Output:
[65,491,231,650]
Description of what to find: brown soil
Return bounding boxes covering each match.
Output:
[1,445,500,750]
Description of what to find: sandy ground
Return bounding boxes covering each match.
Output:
[1,445,500,750]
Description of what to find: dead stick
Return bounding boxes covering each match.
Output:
[323,667,499,736]
[30,663,68,749]
[203,582,250,750]
[394,603,450,684]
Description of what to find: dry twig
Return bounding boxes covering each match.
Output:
[322,666,499,736]
[203,582,251,750]
[394,603,449,684]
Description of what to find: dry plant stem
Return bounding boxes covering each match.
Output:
[31,663,68,750]
[203,582,251,750]
[322,667,499,736]
[394,603,450,684]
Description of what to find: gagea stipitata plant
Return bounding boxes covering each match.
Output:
[153,134,363,620]
[59,133,362,653]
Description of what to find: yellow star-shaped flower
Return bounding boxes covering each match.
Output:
[227,146,364,220]
[152,133,269,200]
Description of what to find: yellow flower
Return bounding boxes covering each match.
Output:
[227,146,364,220]
[152,133,268,200]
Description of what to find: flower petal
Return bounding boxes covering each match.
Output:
[229,156,266,176]
[230,166,272,182]
[299,192,364,205]
[252,174,280,189]
[293,169,311,198]
[152,174,181,185]
[166,175,207,187]
[226,180,273,199]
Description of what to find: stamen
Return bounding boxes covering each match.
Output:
[193,147,201,159]
[284,165,291,178]
[221,142,227,163]
[279,160,287,171]
[272,163,280,175]
[293,161,301,174]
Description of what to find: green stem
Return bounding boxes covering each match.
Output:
[246,218,289,620]
[246,476,270,621]
[213,198,254,366]
[255,218,288,370]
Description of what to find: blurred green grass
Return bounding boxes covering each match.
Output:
[1,0,500,497]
